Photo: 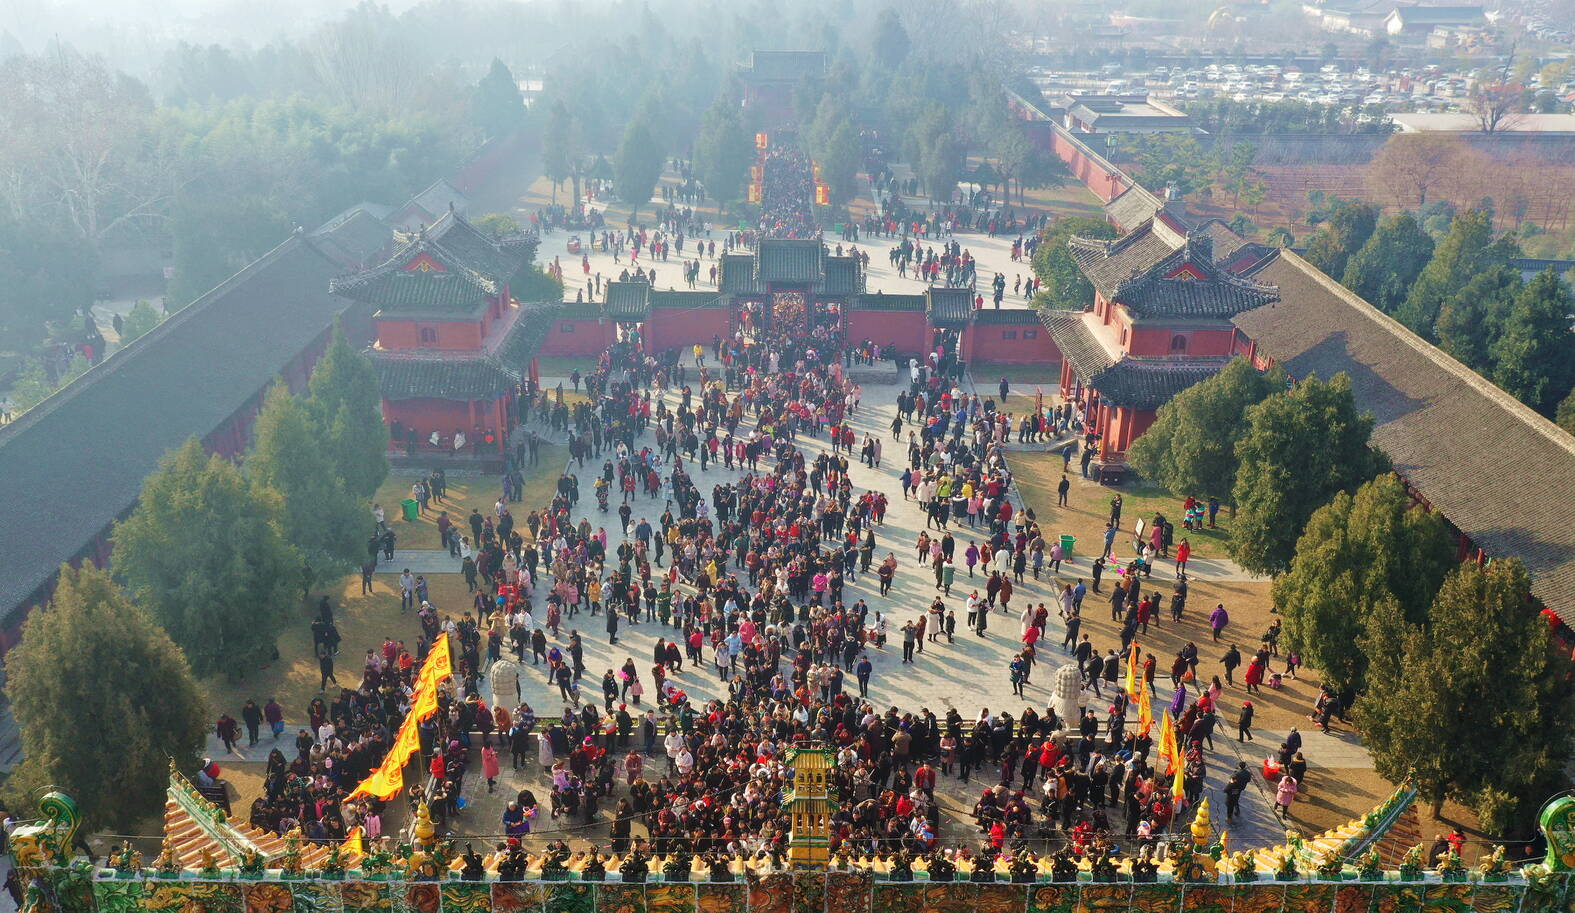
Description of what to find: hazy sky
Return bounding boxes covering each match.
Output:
[1,0,437,68]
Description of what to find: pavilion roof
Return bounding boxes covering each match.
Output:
[330,210,536,311]
[758,239,824,284]
[926,287,976,328]
[1072,224,1279,320]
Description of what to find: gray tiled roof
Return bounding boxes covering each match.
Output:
[1041,310,1116,378]
[1086,360,1228,409]
[926,287,977,327]
[1237,250,1575,625]
[1104,186,1166,232]
[856,293,925,312]
[372,354,519,400]
[824,256,862,295]
[758,239,823,284]
[719,254,760,294]
[1069,221,1178,296]
[605,281,651,319]
[331,210,533,310]
[0,236,352,624]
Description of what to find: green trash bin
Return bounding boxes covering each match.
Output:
[1059,534,1076,559]
[400,498,419,522]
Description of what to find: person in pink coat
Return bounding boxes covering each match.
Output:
[1275,774,1299,819]
[482,745,501,793]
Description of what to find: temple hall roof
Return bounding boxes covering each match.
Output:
[330,210,536,311]
[1236,250,1575,624]
[1071,225,1279,320]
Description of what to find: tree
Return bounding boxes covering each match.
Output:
[1396,206,1496,339]
[1271,475,1453,692]
[1434,265,1520,373]
[1303,201,1378,280]
[822,121,863,207]
[250,382,365,591]
[2,564,207,831]
[307,323,389,498]
[112,438,300,676]
[1556,388,1575,437]
[912,107,964,203]
[1030,217,1118,311]
[1118,133,1217,196]
[1128,358,1284,500]
[1366,134,1466,209]
[1340,212,1434,314]
[872,8,911,69]
[472,58,525,141]
[1358,560,1575,829]
[693,97,752,208]
[5,361,56,414]
[1489,269,1575,416]
[541,100,574,205]
[1229,373,1390,576]
[614,117,664,217]
[118,299,164,345]
[1467,81,1524,134]
[471,213,520,239]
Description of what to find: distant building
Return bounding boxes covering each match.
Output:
[1052,94,1196,136]
[739,51,826,131]
[1385,4,1484,35]
[1390,112,1575,133]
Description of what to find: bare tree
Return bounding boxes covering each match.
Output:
[0,47,173,247]
[1467,82,1525,134]
[307,3,424,116]
[1366,133,1466,208]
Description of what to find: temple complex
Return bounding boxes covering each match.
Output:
[330,209,550,460]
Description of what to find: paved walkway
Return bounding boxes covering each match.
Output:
[431,374,1347,848]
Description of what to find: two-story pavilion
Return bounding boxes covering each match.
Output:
[330,208,549,458]
[1043,219,1279,461]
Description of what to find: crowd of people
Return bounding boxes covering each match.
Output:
[759,147,817,239]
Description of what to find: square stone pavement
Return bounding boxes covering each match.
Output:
[431,375,1365,849]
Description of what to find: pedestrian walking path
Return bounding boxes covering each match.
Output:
[377,549,461,575]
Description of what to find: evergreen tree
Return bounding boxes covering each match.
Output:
[1434,265,1521,373]
[2,564,207,831]
[1396,207,1496,339]
[470,58,525,141]
[1030,217,1117,310]
[614,117,664,217]
[1272,475,1454,692]
[306,322,388,499]
[1340,211,1433,314]
[118,299,164,345]
[693,97,752,208]
[250,382,365,591]
[112,438,300,676]
[872,8,911,69]
[1556,388,1575,436]
[1357,560,1575,829]
[822,120,863,206]
[1128,358,1283,500]
[542,100,575,205]
[1228,373,1390,576]
[1303,202,1378,280]
[1489,269,1575,416]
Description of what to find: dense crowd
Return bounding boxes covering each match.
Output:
[759,148,817,239]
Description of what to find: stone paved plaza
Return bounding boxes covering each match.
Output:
[359,373,1322,850]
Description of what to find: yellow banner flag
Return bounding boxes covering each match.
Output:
[1125,643,1140,696]
[347,634,453,801]
[1158,709,1178,773]
[1137,674,1154,734]
[1171,758,1186,800]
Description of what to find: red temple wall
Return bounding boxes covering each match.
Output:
[376,319,484,352]
[538,318,615,357]
[1127,326,1236,358]
[964,324,1062,365]
[644,308,724,353]
[847,310,928,356]
[384,398,506,444]
[1048,130,1131,203]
